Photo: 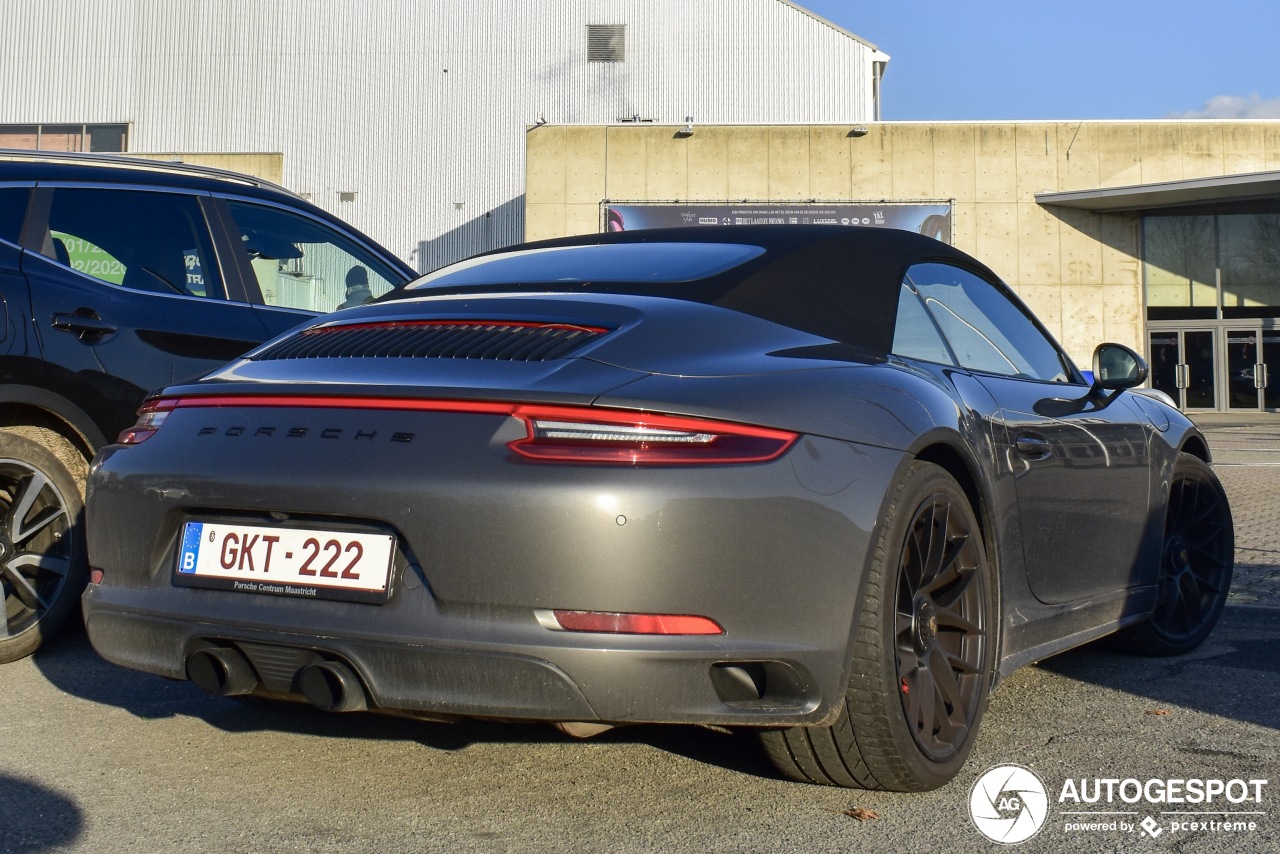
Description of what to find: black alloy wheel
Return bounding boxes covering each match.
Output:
[0,431,87,664]
[894,487,989,764]
[760,462,993,790]
[1113,453,1233,656]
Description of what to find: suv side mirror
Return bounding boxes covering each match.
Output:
[1091,343,1148,391]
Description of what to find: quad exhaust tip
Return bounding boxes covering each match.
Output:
[186,647,258,696]
[299,661,368,712]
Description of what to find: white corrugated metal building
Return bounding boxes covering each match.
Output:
[1,0,887,271]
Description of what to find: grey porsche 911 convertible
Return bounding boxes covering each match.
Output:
[81,226,1233,791]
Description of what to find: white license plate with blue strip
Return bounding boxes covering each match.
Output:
[176,521,395,602]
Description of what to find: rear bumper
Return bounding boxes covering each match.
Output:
[84,595,839,726]
[83,403,906,726]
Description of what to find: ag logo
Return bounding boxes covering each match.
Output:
[969,764,1049,844]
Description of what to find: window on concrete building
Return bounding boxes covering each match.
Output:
[587,25,626,62]
[1144,216,1216,320]
[1145,213,1280,320]
[1220,214,1280,319]
[0,123,129,152]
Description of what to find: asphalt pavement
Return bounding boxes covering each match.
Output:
[0,418,1277,854]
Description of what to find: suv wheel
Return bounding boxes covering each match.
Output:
[0,429,88,663]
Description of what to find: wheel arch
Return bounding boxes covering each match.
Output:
[1177,432,1211,464]
[911,441,985,529]
[908,436,1005,678]
[0,384,106,463]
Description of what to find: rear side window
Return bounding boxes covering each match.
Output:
[44,188,222,298]
[0,187,29,245]
[907,262,1072,382]
[892,281,955,365]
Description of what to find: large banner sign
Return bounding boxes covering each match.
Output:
[602,202,953,244]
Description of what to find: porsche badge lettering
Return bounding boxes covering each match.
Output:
[195,425,415,442]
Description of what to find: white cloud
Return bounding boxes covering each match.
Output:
[1171,93,1280,119]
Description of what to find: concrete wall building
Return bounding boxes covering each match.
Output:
[1,0,886,272]
[7,3,1280,413]
[525,121,1280,413]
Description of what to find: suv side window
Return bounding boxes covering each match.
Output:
[223,200,402,313]
[0,187,29,244]
[906,262,1073,382]
[45,188,222,297]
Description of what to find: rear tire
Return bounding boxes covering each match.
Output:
[760,461,994,790]
[0,430,88,664]
[1111,453,1233,656]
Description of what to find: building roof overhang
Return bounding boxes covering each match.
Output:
[1034,170,1280,213]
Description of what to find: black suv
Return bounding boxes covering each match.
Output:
[0,151,415,662]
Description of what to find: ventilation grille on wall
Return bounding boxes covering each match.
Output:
[587,25,626,62]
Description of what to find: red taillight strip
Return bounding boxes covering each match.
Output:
[163,395,518,416]
[124,395,798,463]
[299,320,610,335]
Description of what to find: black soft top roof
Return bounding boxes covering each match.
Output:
[403,225,998,357]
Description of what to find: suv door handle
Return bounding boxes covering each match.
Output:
[1014,434,1052,459]
[51,311,118,340]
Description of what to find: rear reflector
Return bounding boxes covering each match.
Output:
[540,609,724,635]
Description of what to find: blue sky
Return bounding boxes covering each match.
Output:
[797,0,1280,121]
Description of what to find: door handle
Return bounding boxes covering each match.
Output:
[1014,434,1052,459]
[51,311,118,341]
[1256,363,1268,390]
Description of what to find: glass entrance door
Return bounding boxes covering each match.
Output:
[1149,329,1218,410]
[1226,327,1280,410]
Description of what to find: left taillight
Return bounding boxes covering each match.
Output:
[117,398,178,445]
[507,405,797,465]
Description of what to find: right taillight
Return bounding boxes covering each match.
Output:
[117,398,178,445]
[507,405,796,465]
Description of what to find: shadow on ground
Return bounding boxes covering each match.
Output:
[0,774,83,853]
[32,620,783,780]
[29,607,1278,786]
[1035,605,1280,731]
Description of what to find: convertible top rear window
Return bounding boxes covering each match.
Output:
[407,243,766,290]
[385,226,1004,358]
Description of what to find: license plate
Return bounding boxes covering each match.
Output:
[175,520,396,603]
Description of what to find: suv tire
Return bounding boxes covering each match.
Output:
[0,429,88,663]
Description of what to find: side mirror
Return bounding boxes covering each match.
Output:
[1091,343,1148,391]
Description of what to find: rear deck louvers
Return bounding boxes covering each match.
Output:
[251,320,608,362]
